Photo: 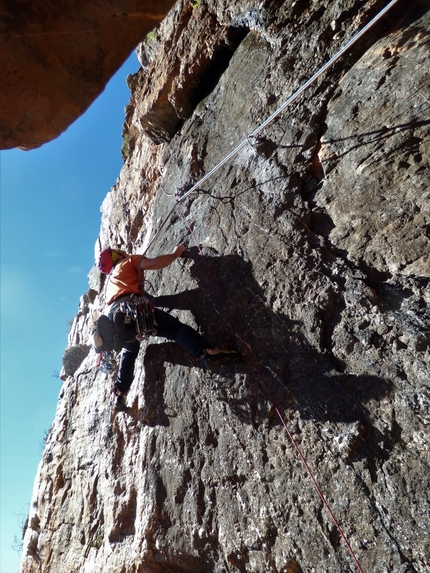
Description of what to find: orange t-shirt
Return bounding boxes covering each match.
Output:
[105,255,144,305]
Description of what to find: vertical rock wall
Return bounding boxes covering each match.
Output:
[21,1,429,572]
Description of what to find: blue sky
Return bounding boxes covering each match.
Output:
[0,52,139,573]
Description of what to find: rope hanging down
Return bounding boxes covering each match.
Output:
[143,0,400,255]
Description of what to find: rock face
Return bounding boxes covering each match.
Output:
[0,0,177,150]
[20,1,429,572]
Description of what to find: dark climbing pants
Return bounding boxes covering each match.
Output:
[114,308,211,394]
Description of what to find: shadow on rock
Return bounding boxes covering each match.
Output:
[133,340,248,427]
[134,251,392,428]
[324,119,430,162]
[183,251,393,425]
[134,553,214,573]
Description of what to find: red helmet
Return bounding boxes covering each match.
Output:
[98,248,119,274]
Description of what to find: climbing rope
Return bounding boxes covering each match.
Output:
[143,0,401,255]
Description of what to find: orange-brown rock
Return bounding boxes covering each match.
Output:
[0,0,176,150]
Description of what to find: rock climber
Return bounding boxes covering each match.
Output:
[96,246,238,411]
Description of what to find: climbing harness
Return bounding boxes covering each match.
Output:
[95,296,157,373]
[117,294,158,338]
[143,0,401,257]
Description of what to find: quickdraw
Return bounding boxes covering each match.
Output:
[99,350,116,374]
[118,294,158,338]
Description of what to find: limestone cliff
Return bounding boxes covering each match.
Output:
[20,1,429,572]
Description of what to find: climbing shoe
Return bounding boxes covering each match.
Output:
[202,349,242,368]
